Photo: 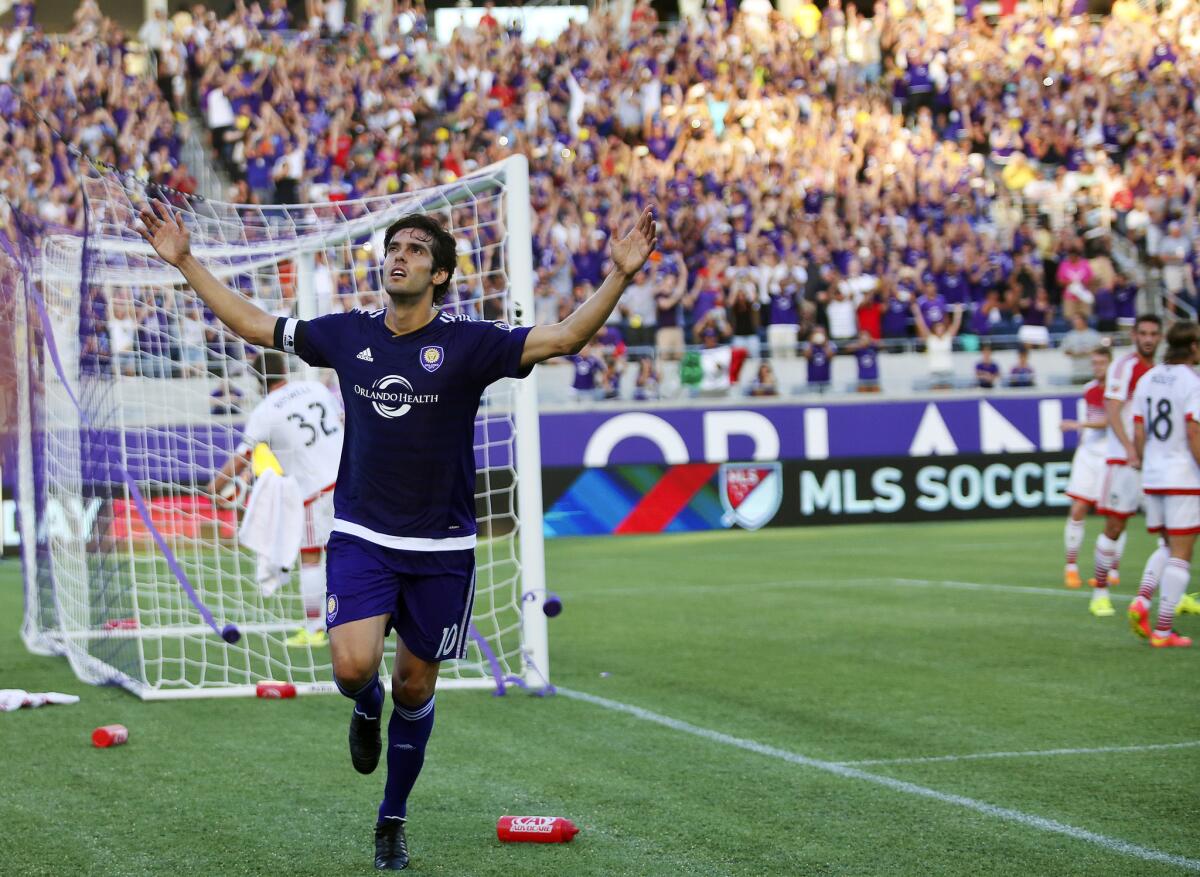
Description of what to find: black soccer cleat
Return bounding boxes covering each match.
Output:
[374,819,410,871]
[349,706,382,775]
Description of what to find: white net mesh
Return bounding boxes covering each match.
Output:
[20,155,546,698]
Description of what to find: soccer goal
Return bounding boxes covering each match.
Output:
[9,154,550,699]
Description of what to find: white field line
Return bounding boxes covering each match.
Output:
[592,576,1084,599]
[837,740,1200,767]
[889,577,1082,598]
[560,687,1200,873]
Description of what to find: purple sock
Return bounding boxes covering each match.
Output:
[378,695,435,822]
[336,673,384,720]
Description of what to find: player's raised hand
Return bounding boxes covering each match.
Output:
[610,206,658,278]
[137,200,191,267]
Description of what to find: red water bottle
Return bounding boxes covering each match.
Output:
[92,725,129,748]
[496,816,580,843]
[256,681,297,699]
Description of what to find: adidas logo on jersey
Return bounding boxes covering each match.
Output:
[357,348,374,362]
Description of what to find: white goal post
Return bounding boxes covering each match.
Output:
[13,154,550,699]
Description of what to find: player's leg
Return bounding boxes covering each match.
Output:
[1091,464,1136,613]
[1129,496,1167,638]
[1090,514,1124,616]
[1153,534,1195,648]
[287,548,329,646]
[374,640,440,871]
[1110,529,1127,587]
[1063,500,1089,588]
[326,533,407,775]
[1151,498,1197,648]
[374,548,476,871]
[330,615,390,774]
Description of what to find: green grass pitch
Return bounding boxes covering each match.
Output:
[2,518,1198,876]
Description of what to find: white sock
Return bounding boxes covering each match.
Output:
[301,564,326,633]
[1064,517,1085,566]
[1137,543,1169,602]
[1156,558,1190,634]
[1092,533,1117,594]
[1112,530,1128,572]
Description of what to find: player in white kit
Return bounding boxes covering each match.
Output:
[1061,348,1112,588]
[1090,314,1163,617]
[1127,321,1200,647]
[213,350,344,646]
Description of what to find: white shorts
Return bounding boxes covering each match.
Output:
[1144,493,1200,536]
[1065,446,1105,504]
[303,486,336,551]
[1097,463,1141,518]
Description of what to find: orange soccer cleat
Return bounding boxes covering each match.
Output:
[1127,600,1150,639]
[1064,568,1083,589]
[1150,630,1193,649]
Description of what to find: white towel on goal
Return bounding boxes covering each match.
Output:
[239,469,304,597]
[0,690,81,712]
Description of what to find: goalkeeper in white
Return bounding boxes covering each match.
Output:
[211,349,343,645]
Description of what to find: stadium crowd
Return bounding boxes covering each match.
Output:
[1,0,1198,398]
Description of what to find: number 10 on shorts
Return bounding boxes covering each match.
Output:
[437,624,460,658]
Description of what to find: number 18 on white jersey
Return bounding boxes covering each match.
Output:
[1132,364,1200,493]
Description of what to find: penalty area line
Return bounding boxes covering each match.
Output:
[559,687,1200,873]
[837,739,1200,767]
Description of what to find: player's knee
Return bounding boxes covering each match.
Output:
[391,671,435,708]
[330,651,377,690]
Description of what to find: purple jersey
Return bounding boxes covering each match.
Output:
[855,345,879,381]
[1115,284,1137,321]
[807,344,833,385]
[918,294,948,327]
[976,360,999,387]
[570,353,605,391]
[769,289,800,326]
[937,271,967,305]
[882,296,910,338]
[277,309,530,546]
[1009,365,1035,387]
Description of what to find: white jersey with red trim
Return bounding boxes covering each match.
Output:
[1132,363,1200,493]
[1104,352,1154,463]
[1078,379,1107,453]
[236,380,343,499]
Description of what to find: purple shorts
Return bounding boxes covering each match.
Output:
[324,532,476,662]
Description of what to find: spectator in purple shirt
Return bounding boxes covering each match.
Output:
[1008,347,1036,388]
[917,283,948,328]
[975,345,1000,390]
[804,328,835,393]
[850,330,881,393]
[569,339,607,401]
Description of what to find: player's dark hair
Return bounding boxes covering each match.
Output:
[254,350,288,388]
[383,214,457,304]
[1135,313,1163,329]
[1164,321,1200,363]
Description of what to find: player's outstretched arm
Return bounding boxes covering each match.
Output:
[137,200,277,348]
[521,206,657,368]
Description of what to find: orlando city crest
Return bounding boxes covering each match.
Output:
[419,345,444,373]
[719,462,783,530]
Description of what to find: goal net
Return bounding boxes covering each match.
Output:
[9,154,549,699]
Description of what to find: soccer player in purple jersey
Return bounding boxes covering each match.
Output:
[139,201,658,870]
